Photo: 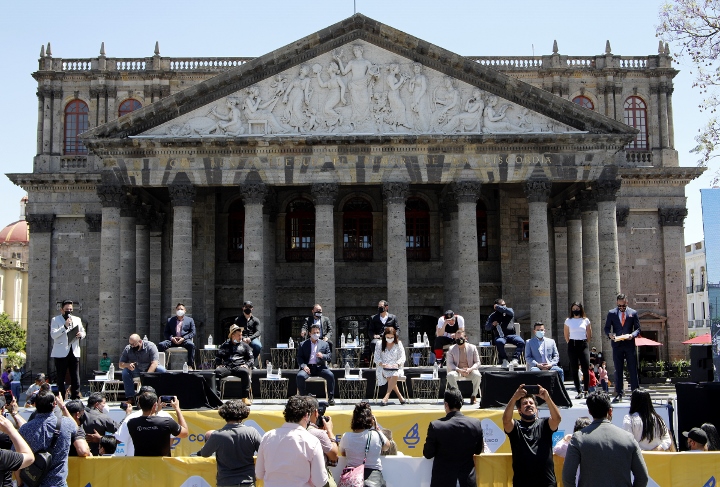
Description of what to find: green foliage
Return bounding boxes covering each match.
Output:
[689,331,697,339]
[5,352,25,369]
[0,313,26,352]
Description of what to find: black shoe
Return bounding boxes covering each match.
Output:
[612,394,622,403]
[328,397,336,406]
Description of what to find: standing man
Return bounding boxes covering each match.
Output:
[525,322,565,381]
[235,301,262,365]
[296,324,336,406]
[504,385,562,487]
[367,300,399,344]
[423,387,484,487]
[255,395,328,487]
[158,303,196,370]
[485,298,524,368]
[99,352,111,372]
[562,392,649,487]
[604,293,641,403]
[50,299,86,399]
[127,392,189,456]
[215,324,255,406]
[119,334,166,404]
[301,304,333,345]
[433,310,465,363]
[445,329,482,405]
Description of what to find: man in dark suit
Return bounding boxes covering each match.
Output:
[423,387,484,487]
[297,324,335,405]
[484,298,524,368]
[158,303,197,369]
[367,300,399,342]
[300,303,333,345]
[562,392,648,487]
[604,293,641,402]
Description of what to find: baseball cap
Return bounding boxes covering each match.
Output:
[683,427,708,445]
[243,301,253,307]
[444,310,454,319]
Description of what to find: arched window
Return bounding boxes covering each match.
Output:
[343,197,373,261]
[64,100,88,155]
[572,96,594,110]
[624,96,648,150]
[406,198,430,261]
[227,199,244,263]
[477,201,488,261]
[286,198,315,262]
[118,99,142,118]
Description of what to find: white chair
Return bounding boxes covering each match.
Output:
[371,352,409,401]
[157,352,166,368]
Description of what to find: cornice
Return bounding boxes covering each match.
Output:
[6,173,101,192]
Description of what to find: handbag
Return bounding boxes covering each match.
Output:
[20,415,62,487]
[338,431,373,487]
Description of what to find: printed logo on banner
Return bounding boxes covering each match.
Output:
[178,476,212,487]
[703,476,716,487]
[403,423,421,448]
[552,430,565,448]
[171,437,181,449]
[244,420,266,437]
[480,418,506,452]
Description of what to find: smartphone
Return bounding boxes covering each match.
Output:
[160,395,175,404]
[3,391,12,404]
[524,385,540,395]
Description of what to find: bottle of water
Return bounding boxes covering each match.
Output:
[208,334,213,346]
[360,333,365,347]
[509,362,515,372]
[267,361,272,377]
[108,363,114,380]
[277,367,282,378]
[347,332,352,345]
[341,333,346,347]
[182,362,188,373]
[358,367,362,378]
[288,336,294,348]
[345,362,350,378]
[143,335,148,341]
[423,332,429,347]
[433,362,439,379]
[417,332,421,344]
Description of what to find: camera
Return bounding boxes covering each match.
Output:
[160,395,175,405]
[316,400,329,427]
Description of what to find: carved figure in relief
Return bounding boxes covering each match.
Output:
[372,92,389,131]
[270,74,288,97]
[443,89,485,133]
[384,63,411,131]
[431,76,460,130]
[210,97,245,135]
[282,65,312,132]
[316,62,347,130]
[333,45,378,126]
[408,62,431,132]
[167,117,220,136]
[482,95,528,133]
[243,87,289,134]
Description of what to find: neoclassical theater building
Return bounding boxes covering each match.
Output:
[9,15,702,378]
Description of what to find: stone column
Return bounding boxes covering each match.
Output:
[148,211,165,342]
[614,85,624,124]
[580,191,602,352]
[241,182,267,351]
[312,183,338,336]
[25,214,55,375]
[84,214,102,374]
[659,208,689,360]
[454,182,482,340]
[97,184,125,359]
[524,181,553,335]
[609,208,630,375]
[659,81,670,149]
[552,208,568,348]
[441,193,459,312]
[595,180,622,318]
[135,205,151,338]
[119,198,137,338]
[51,88,63,155]
[383,182,409,346]
[169,182,196,313]
[666,85,675,148]
[565,200,583,306]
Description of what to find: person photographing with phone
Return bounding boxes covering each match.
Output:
[126,392,188,457]
[304,397,339,487]
[50,299,86,400]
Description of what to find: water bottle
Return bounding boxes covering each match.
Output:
[347,332,352,345]
[143,335,148,341]
[358,367,362,378]
[417,332,421,344]
[360,333,365,347]
[182,362,188,373]
[108,363,114,380]
[423,332,429,347]
[289,337,294,348]
[509,362,515,372]
[433,362,439,379]
[345,362,350,377]
[267,361,272,377]
[341,333,346,347]
[277,367,282,378]
[208,334,213,346]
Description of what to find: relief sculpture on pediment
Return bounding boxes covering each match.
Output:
[145,41,576,138]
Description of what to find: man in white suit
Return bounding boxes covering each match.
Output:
[446,329,482,405]
[525,322,565,382]
[50,299,86,399]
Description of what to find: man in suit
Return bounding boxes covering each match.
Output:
[446,329,482,405]
[158,303,197,369]
[296,324,336,405]
[604,293,641,402]
[423,387,484,487]
[367,300,399,343]
[484,298,524,368]
[525,322,565,381]
[562,392,648,487]
[300,303,333,345]
[50,299,86,399]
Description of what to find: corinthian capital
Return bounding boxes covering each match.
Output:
[452,181,481,204]
[26,213,55,233]
[96,184,126,208]
[658,207,688,227]
[593,179,621,202]
[241,182,268,205]
[382,182,409,203]
[524,180,552,203]
[169,183,196,207]
[311,183,338,206]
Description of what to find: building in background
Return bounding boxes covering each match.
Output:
[0,196,29,329]
[685,241,710,333]
[701,188,720,380]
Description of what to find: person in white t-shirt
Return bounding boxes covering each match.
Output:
[564,301,593,400]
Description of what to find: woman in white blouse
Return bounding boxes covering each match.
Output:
[564,301,592,399]
[623,389,672,451]
[374,327,407,406]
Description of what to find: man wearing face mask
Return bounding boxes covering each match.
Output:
[50,299,86,400]
[158,303,197,370]
[300,304,333,345]
[119,334,166,404]
[604,293,641,403]
[503,384,561,487]
[81,392,118,456]
[234,301,262,365]
[484,298,524,369]
[297,324,336,406]
[525,322,565,382]
[215,324,255,405]
[367,300,399,344]
[445,329,482,405]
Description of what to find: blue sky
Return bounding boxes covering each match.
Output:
[0,0,715,245]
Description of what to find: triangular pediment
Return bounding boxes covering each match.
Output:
[82,14,635,143]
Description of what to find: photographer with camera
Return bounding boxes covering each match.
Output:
[126,392,188,457]
[305,396,339,487]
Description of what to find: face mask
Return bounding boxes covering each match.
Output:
[535,331,545,339]
[456,338,465,345]
[572,310,581,317]
[176,309,185,317]
[232,338,241,344]
[520,412,536,421]
[312,333,321,340]
[385,337,394,343]
[63,311,71,319]
[378,307,385,314]
[243,308,252,315]
[133,345,141,351]
[314,312,322,318]
[101,405,110,415]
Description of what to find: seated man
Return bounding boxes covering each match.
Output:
[119,334,167,404]
[434,310,465,363]
[484,298,524,368]
[446,329,482,405]
[157,303,196,369]
[525,322,565,381]
[296,324,335,406]
[215,324,255,406]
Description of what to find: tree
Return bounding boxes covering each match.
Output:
[658,0,720,179]
[0,313,26,353]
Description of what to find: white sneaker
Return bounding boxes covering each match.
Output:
[510,359,520,367]
[502,359,509,368]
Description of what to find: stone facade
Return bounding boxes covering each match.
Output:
[8,15,703,378]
